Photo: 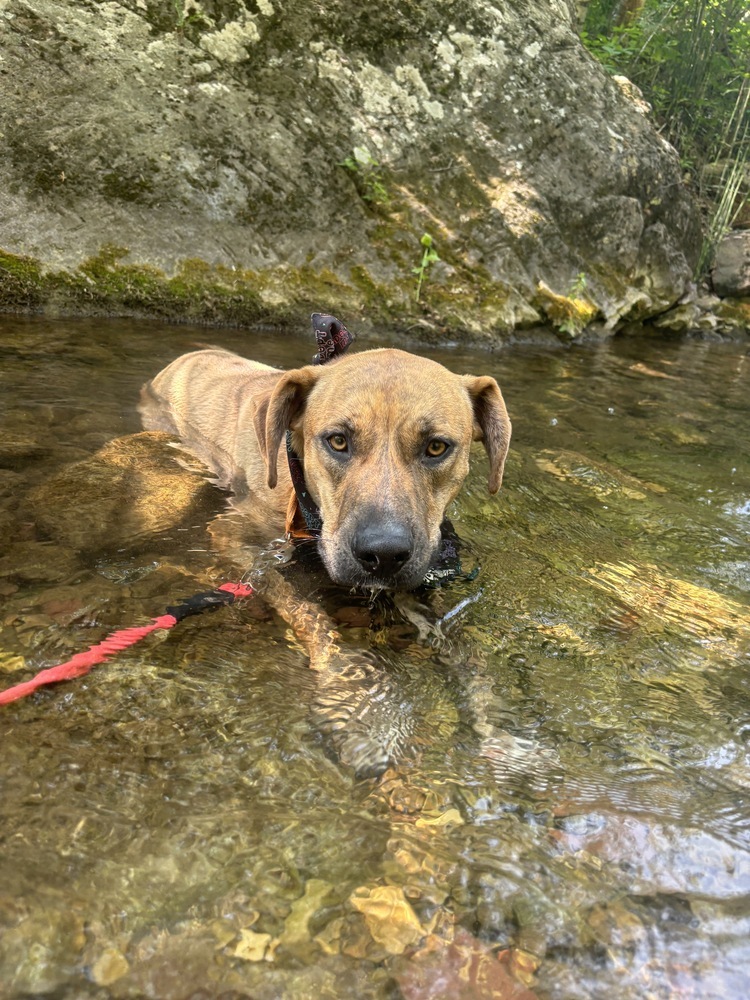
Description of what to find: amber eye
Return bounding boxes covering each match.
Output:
[327,433,348,453]
[425,439,449,458]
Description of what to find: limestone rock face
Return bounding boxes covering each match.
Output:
[0,0,702,340]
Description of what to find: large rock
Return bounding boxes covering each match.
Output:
[712,231,750,299]
[0,0,702,341]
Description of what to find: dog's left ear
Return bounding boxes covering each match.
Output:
[462,375,512,494]
[254,366,321,488]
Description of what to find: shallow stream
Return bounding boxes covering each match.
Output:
[1,318,749,999]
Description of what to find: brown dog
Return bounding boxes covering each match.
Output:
[139,346,511,590]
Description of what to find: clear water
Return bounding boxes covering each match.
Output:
[0,317,748,999]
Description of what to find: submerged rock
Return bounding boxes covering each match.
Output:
[26,431,220,553]
[0,0,702,341]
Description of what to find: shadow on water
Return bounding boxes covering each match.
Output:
[0,316,749,998]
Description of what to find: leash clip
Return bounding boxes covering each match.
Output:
[311,313,354,365]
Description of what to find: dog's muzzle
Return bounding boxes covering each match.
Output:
[319,506,437,590]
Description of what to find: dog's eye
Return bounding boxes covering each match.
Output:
[425,439,449,458]
[327,433,349,453]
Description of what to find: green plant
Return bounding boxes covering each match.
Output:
[173,0,212,38]
[339,147,389,205]
[568,271,588,299]
[174,0,187,31]
[412,233,440,302]
[697,77,750,277]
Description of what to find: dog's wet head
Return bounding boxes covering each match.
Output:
[256,349,511,590]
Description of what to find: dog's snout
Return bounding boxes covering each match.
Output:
[352,521,413,579]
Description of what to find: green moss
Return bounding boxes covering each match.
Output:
[424,274,499,317]
[0,244,399,329]
[49,245,167,314]
[0,239,543,342]
[0,244,267,325]
[0,250,44,309]
[163,258,263,324]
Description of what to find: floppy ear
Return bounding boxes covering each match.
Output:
[463,375,512,494]
[254,366,321,488]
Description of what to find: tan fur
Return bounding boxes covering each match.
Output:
[140,346,511,589]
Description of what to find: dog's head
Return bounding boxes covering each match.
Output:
[253,349,511,590]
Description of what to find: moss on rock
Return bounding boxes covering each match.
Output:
[0,251,44,311]
[534,280,599,338]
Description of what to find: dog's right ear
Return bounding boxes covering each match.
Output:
[253,367,321,489]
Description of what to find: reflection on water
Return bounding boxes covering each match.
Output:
[0,317,749,998]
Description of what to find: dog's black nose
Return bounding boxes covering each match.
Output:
[352,522,413,579]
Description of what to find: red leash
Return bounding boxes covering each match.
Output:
[0,582,253,706]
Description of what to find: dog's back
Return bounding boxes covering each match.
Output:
[139,349,284,496]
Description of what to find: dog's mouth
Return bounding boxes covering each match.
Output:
[333,562,431,592]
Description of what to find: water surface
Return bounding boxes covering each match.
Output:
[0,317,748,999]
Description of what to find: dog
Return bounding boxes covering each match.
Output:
[139,343,511,591]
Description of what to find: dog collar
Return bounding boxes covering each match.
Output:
[285,313,354,538]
